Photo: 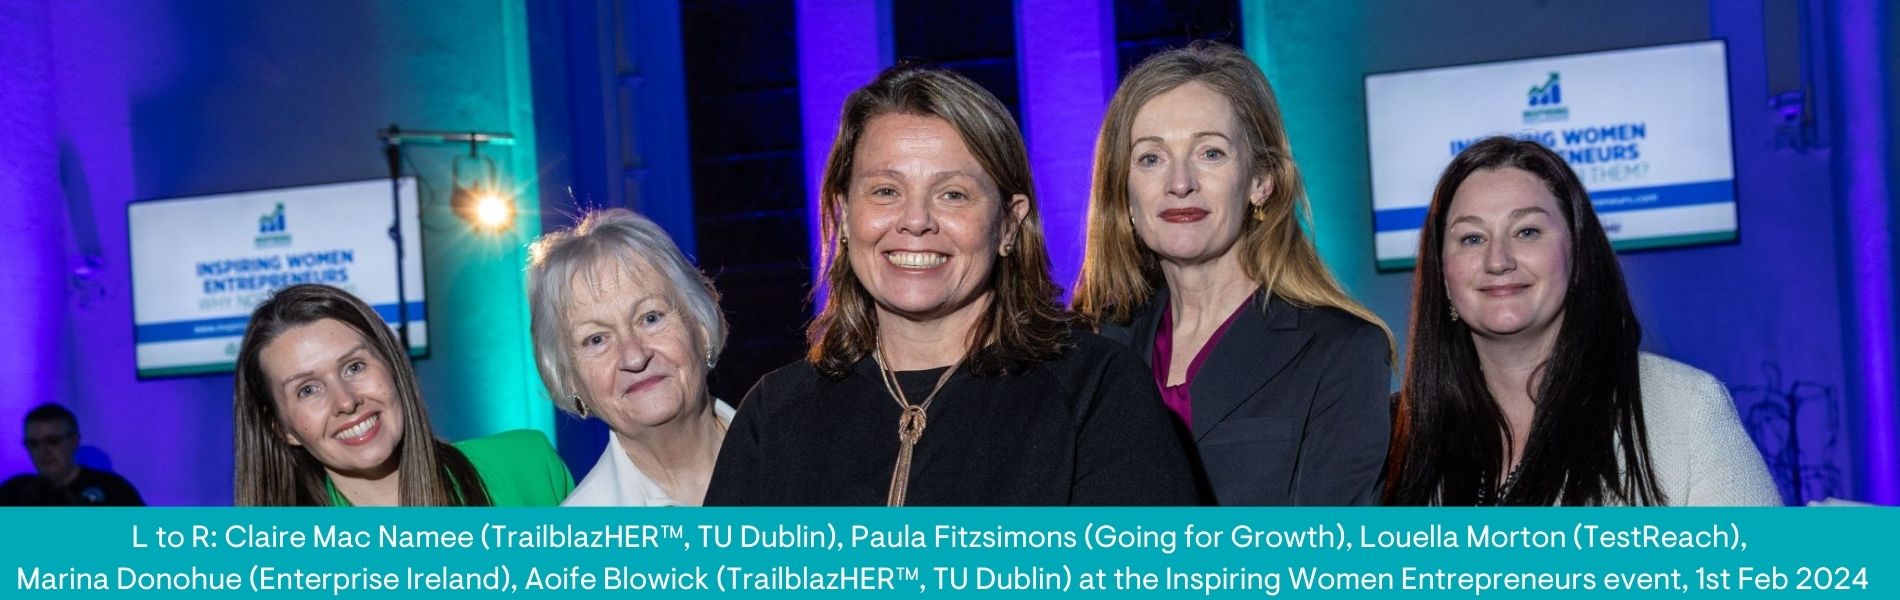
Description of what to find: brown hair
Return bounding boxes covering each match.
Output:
[808,64,1073,378]
[1384,136,1662,505]
[1071,41,1392,356]
[232,284,490,506]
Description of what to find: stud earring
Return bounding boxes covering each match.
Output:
[705,349,715,370]
[571,395,590,418]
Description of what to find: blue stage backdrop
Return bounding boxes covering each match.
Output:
[0,0,1893,506]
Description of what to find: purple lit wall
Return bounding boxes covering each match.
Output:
[798,0,892,295]
[0,0,64,477]
[1017,0,1114,298]
[9,0,553,504]
[796,0,1111,300]
[0,0,238,498]
[46,0,234,505]
[1828,0,1898,504]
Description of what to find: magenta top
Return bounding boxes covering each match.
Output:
[1151,299,1251,429]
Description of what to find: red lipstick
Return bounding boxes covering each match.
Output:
[1158,208,1208,223]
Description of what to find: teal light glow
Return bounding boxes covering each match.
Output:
[1240,0,1379,295]
[1241,0,1270,71]
[1239,0,1414,370]
[374,0,552,444]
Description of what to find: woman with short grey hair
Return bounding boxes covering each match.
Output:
[527,208,731,506]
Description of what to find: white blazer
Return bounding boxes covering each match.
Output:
[562,399,736,506]
[1636,354,1782,506]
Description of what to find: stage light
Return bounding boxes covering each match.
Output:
[450,184,515,234]
[473,193,513,230]
[450,149,515,233]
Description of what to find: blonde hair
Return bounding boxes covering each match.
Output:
[1072,41,1393,356]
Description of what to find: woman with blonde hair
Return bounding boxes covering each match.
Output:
[1073,41,1393,505]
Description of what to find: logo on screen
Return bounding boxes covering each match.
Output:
[1522,71,1570,124]
[255,202,292,248]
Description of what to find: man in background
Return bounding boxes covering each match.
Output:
[19,403,143,505]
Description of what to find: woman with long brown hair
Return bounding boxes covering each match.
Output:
[233,284,571,505]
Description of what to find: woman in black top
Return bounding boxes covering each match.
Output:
[704,65,1199,506]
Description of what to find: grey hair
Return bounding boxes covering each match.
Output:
[526,208,726,415]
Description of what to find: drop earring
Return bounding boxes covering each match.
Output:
[1449,305,1461,322]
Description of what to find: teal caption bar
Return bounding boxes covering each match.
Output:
[1,508,1890,597]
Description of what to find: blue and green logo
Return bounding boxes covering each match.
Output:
[255,202,292,248]
[1523,71,1569,124]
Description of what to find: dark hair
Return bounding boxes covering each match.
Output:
[808,64,1073,378]
[232,284,491,506]
[1385,136,1663,506]
[24,403,78,436]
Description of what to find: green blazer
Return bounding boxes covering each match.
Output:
[456,429,575,506]
[325,429,574,506]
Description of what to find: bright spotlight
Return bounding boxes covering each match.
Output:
[473,193,513,230]
[450,186,515,233]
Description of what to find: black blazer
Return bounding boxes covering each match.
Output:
[1099,287,1392,505]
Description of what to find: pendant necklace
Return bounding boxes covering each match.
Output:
[873,342,960,506]
[1480,461,1526,506]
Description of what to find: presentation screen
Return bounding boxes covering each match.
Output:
[128,178,427,378]
[1365,40,1737,270]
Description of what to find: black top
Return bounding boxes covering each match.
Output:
[67,467,146,506]
[1099,288,1392,506]
[705,331,1202,505]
